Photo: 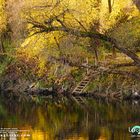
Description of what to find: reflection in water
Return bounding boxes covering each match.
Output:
[0,97,140,140]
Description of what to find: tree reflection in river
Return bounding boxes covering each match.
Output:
[0,98,139,140]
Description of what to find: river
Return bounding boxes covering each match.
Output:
[0,97,139,140]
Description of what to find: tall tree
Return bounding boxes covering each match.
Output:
[90,21,100,65]
[5,0,25,44]
[108,0,112,13]
[108,0,116,58]
[89,0,101,65]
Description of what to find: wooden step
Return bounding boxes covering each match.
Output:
[74,88,83,91]
[78,85,86,87]
[80,82,89,84]
[79,83,88,85]
[74,86,87,90]
[81,80,90,83]
[83,79,90,81]
[77,86,85,88]
[80,83,89,86]
[81,80,89,83]
[74,89,82,92]
[73,92,81,94]
[72,96,88,106]
[81,81,89,83]
[73,84,89,94]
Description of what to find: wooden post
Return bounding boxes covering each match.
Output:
[86,57,89,74]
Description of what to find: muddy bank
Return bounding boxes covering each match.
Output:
[1,85,140,105]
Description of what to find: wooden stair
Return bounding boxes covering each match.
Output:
[72,70,98,95]
[72,96,88,106]
[71,70,99,105]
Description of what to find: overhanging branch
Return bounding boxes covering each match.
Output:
[27,19,140,67]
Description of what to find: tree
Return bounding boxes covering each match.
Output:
[5,0,25,44]
[133,0,140,10]
[89,0,101,65]
[108,0,112,13]
[108,0,116,58]
[26,9,140,67]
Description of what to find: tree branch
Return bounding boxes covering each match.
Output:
[27,20,140,67]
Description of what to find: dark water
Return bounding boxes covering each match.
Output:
[0,97,140,140]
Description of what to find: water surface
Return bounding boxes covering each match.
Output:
[0,97,139,140]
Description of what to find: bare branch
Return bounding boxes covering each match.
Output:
[106,69,140,80]
[72,15,88,31]
[111,62,135,68]
[44,9,69,25]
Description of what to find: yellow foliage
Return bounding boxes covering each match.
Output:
[100,0,139,31]
[0,0,6,32]
[15,0,140,78]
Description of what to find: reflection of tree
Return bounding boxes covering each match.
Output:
[55,127,78,140]
[1,100,140,139]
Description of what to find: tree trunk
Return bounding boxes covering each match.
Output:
[108,0,112,13]
[0,39,4,53]
[108,0,116,58]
